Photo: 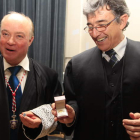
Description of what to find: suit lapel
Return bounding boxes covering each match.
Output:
[0,56,10,139]
[92,47,106,88]
[20,59,36,113]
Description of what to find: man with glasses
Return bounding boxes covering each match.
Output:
[52,0,140,140]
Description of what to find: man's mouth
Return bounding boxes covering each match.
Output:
[6,48,14,51]
[97,36,107,42]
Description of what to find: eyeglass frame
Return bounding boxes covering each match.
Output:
[84,17,117,33]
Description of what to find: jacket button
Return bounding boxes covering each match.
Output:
[110,121,114,126]
[112,71,116,75]
[110,83,114,87]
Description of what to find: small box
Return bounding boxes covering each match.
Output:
[54,95,68,118]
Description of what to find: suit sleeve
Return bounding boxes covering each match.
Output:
[22,63,62,139]
[23,104,57,139]
[61,60,79,136]
[51,71,62,97]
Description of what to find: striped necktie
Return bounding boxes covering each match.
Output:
[105,49,118,67]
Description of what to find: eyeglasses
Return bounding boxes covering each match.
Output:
[84,17,117,33]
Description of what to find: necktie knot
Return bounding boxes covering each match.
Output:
[8,66,21,76]
[105,49,118,67]
[105,49,116,57]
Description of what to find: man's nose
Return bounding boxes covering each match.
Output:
[90,28,101,38]
[7,36,16,45]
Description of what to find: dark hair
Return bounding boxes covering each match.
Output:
[83,0,130,31]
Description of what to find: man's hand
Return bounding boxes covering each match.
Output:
[123,112,140,140]
[51,103,75,124]
[19,111,41,128]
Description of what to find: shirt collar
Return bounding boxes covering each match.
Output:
[4,55,30,71]
[113,36,127,59]
[102,36,127,60]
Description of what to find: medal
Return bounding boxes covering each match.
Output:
[10,112,18,129]
[5,70,26,129]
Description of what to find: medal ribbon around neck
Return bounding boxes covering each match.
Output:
[5,70,26,113]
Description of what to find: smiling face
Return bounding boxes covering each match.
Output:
[0,14,34,66]
[87,6,128,51]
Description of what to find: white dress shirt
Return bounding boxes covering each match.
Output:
[4,55,30,93]
[102,37,127,61]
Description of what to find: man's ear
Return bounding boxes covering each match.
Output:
[119,14,129,30]
[29,36,34,47]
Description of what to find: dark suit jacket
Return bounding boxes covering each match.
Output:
[0,56,62,140]
[63,38,140,140]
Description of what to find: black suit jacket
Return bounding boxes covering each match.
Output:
[0,56,62,140]
[63,38,140,140]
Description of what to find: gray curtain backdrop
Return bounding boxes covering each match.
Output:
[0,0,66,83]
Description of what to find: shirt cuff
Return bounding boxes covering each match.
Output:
[23,104,57,139]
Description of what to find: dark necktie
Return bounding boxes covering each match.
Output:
[7,66,22,140]
[105,49,118,67]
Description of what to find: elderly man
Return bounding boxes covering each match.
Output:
[0,12,61,140]
[52,0,140,140]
